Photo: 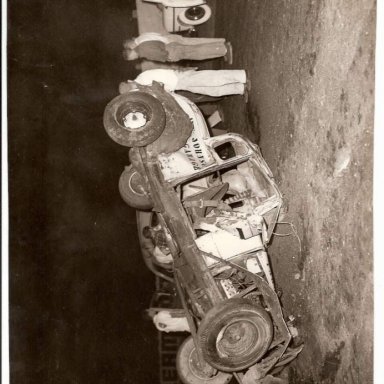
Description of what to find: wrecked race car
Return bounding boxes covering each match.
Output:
[103,82,302,383]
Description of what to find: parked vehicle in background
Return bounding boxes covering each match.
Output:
[104,82,302,383]
[143,0,212,32]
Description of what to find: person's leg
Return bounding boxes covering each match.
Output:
[175,70,246,96]
[179,83,245,97]
[175,90,222,103]
[167,42,227,61]
[177,70,246,88]
[167,34,226,46]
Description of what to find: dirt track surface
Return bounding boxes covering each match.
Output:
[213,1,374,382]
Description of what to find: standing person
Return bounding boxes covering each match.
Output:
[123,32,232,63]
[119,68,250,98]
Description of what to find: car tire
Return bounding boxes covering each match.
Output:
[104,92,166,147]
[197,298,273,372]
[178,5,212,26]
[119,165,153,210]
[177,336,232,384]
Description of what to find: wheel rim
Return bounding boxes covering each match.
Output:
[188,347,216,381]
[197,299,273,371]
[116,102,151,131]
[128,172,147,196]
[216,318,264,360]
[185,6,206,21]
[122,111,147,129]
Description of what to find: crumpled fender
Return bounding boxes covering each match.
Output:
[137,82,193,155]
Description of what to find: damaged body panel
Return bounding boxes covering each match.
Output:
[104,83,302,383]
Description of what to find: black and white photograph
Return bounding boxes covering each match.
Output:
[3,0,380,383]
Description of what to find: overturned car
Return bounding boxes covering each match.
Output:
[104,82,302,383]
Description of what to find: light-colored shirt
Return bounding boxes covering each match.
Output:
[134,69,180,91]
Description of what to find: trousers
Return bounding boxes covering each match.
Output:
[132,69,246,97]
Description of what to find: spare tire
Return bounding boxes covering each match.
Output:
[104,92,166,147]
[178,5,212,26]
[197,298,273,372]
[119,165,153,210]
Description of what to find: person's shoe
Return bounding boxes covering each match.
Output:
[223,42,233,65]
